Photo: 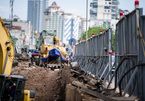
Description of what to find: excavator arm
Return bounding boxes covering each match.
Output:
[0,17,14,75]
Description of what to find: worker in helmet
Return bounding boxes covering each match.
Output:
[3,75,16,101]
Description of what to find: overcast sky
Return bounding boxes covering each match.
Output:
[0,0,145,20]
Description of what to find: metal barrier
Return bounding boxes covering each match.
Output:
[74,8,145,100]
[110,8,145,100]
[74,28,112,81]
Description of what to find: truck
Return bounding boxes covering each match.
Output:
[0,17,35,101]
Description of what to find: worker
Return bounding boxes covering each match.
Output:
[28,50,33,64]
[3,75,16,101]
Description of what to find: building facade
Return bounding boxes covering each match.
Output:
[27,0,49,33]
[90,0,119,29]
[12,15,32,46]
[63,16,80,43]
[43,2,80,44]
[43,2,64,40]
[78,18,88,40]
[3,15,33,52]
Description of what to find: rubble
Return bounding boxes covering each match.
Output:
[11,61,137,101]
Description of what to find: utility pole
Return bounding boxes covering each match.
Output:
[10,0,14,31]
[85,0,88,71]
[32,0,35,45]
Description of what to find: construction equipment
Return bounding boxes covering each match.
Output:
[31,30,67,68]
[0,17,35,101]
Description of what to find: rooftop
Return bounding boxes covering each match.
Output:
[49,2,60,8]
[6,25,22,30]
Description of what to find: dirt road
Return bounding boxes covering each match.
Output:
[11,61,62,101]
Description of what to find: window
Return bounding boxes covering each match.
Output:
[105,2,107,4]
[15,80,25,100]
[112,6,116,9]
[45,36,53,45]
[93,5,97,8]
[108,10,110,12]
[112,2,116,5]
[112,9,115,12]
[104,6,111,9]
[109,2,111,4]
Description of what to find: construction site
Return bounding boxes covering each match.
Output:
[1,0,145,101]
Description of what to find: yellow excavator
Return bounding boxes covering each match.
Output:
[31,30,68,68]
[0,17,35,101]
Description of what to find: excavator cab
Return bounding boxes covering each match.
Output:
[0,75,35,101]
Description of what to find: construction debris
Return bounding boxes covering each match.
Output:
[11,61,138,101]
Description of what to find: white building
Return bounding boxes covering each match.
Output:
[63,15,80,44]
[12,15,32,46]
[78,18,90,39]
[27,0,49,33]
[43,2,81,44]
[43,2,64,40]
[90,0,119,29]
[6,25,24,53]
[3,15,33,52]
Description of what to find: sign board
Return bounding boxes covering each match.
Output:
[69,38,76,46]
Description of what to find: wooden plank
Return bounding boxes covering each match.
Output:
[112,97,137,101]
[66,84,77,101]
[81,88,116,101]
[72,81,116,101]
[70,69,81,75]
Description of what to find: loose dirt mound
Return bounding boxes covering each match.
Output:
[11,61,62,101]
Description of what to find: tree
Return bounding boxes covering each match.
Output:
[78,26,107,41]
[78,26,115,52]
[112,33,115,52]
[10,36,16,46]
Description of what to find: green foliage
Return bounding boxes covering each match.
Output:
[78,26,116,52]
[112,33,115,51]
[78,26,107,41]
[33,32,37,35]
[10,36,16,47]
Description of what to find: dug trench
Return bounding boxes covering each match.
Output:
[11,61,137,101]
[11,61,101,101]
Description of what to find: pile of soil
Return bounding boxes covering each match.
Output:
[11,61,62,101]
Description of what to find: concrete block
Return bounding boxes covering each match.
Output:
[66,84,77,101]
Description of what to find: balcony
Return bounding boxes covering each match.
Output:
[90,9,97,14]
[90,2,97,7]
[104,6,111,9]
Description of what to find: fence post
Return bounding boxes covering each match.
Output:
[109,28,112,81]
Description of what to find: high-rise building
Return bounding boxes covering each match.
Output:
[63,16,79,43]
[78,18,87,39]
[90,0,98,19]
[43,2,64,40]
[43,2,80,44]
[27,0,49,33]
[90,0,119,29]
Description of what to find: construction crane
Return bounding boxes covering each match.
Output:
[10,0,14,20]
